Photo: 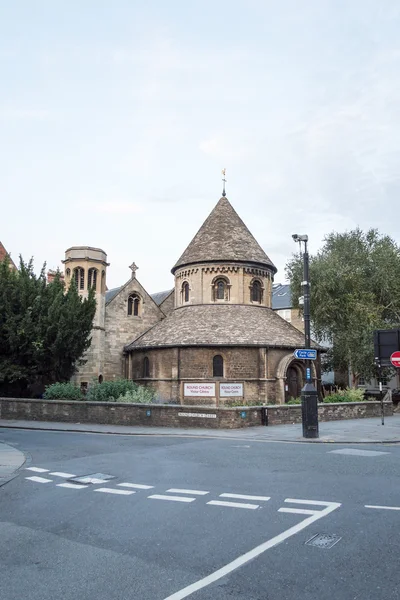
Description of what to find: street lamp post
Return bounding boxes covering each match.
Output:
[292,234,319,439]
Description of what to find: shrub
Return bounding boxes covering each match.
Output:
[287,397,301,404]
[323,387,365,403]
[43,382,83,401]
[224,400,262,407]
[117,386,155,404]
[86,379,140,402]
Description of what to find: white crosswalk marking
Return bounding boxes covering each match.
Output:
[50,472,76,478]
[26,476,53,483]
[278,508,316,515]
[57,483,88,489]
[118,483,154,489]
[149,495,196,503]
[365,504,400,511]
[25,467,49,473]
[220,493,270,502]
[207,500,259,510]
[167,489,209,496]
[94,488,135,495]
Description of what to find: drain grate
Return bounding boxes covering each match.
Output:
[305,534,342,549]
[69,473,116,484]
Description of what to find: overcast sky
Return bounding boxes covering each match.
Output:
[1,1,400,293]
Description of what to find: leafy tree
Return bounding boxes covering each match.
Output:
[0,256,96,397]
[286,229,400,387]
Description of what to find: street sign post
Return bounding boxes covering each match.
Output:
[294,349,317,360]
[390,351,400,368]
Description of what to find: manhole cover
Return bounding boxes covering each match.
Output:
[305,534,342,549]
[69,473,116,484]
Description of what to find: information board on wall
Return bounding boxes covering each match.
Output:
[183,383,216,397]
[219,383,243,397]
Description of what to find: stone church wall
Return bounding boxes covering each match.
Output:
[103,278,164,380]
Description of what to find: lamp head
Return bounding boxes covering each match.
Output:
[292,234,308,243]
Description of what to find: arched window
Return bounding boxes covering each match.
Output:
[66,268,71,279]
[143,357,150,378]
[213,355,224,377]
[74,267,85,290]
[88,268,98,290]
[182,282,190,303]
[128,294,140,316]
[98,374,103,384]
[251,279,262,303]
[212,277,230,301]
[101,270,106,292]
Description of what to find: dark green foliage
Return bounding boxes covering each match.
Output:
[286,229,400,386]
[0,257,96,397]
[43,382,84,401]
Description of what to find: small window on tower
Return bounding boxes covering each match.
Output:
[182,282,190,303]
[251,280,262,303]
[88,268,98,290]
[143,357,150,378]
[212,277,229,301]
[74,267,85,290]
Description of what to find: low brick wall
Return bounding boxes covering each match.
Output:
[0,398,260,429]
[0,398,393,429]
[265,401,393,425]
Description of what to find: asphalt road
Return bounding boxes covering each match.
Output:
[0,428,399,600]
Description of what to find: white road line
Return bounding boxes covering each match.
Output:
[167,489,209,496]
[365,505,400,511]
[57,483,88,489]
[94,488,135,495]
[72,477,108,484]
[25,467,49,473]
[148,494,196,503]
[162,500,341,600]
[207,500,259,510]
[50,472,76,478]
[329,449,389,456]
[278,508,316,515]
[25,476,53,483]
[220,493,270,502]
[118,483,154,490]
[284,498,335,506]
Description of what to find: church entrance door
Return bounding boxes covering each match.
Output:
[286,365,302,401]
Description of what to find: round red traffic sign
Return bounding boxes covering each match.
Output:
[390,351,400,368]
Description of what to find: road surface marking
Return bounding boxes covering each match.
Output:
[207,500,259,510]
[25,476,53,483]
[94,488,135,495]
[365,505,400,511]
[118,483,154,489]
[57,483,88,489]
[50,472,76,478]
[329,449,389,456]
[167,489,209,495]
[25,467,49,473]
[71,477,109,484]
[220,493,270,502]
[148,494,196,503]
[162,499,341,600]
[278,508,316,515]
[232,445,251,448]
[284,498,338,506]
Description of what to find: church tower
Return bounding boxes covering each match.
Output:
[63,246,109,386]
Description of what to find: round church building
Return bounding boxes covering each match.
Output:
[124,195,321,405]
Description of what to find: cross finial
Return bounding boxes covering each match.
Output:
[129,262,138,279]
[222,168,226,197]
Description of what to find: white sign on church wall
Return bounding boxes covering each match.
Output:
[183,383,216,397]
[220,383,244,397]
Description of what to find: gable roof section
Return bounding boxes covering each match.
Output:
[172,197,277,274]
[151,289,174,306]
[105,286,122,304]
[125,304,320,350]
[272,284,292,310]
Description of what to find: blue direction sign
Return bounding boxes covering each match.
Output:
[294,349,317,360]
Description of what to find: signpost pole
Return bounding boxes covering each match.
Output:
[294,235,319,439]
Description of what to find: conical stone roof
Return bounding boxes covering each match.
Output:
[172,197,277,274]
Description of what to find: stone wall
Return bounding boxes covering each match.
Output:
[0,398,392,429]
[0,398,260,429]
[103,277,165,380]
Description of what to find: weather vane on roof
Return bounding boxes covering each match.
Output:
[222,168,227,197]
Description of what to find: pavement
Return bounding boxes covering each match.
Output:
[0,440,26,486]
[0,427,399,600]
[1,414,400,443]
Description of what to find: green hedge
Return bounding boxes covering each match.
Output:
[44,379,155,403]
[322,387,365,403]
[43,382,83,401]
